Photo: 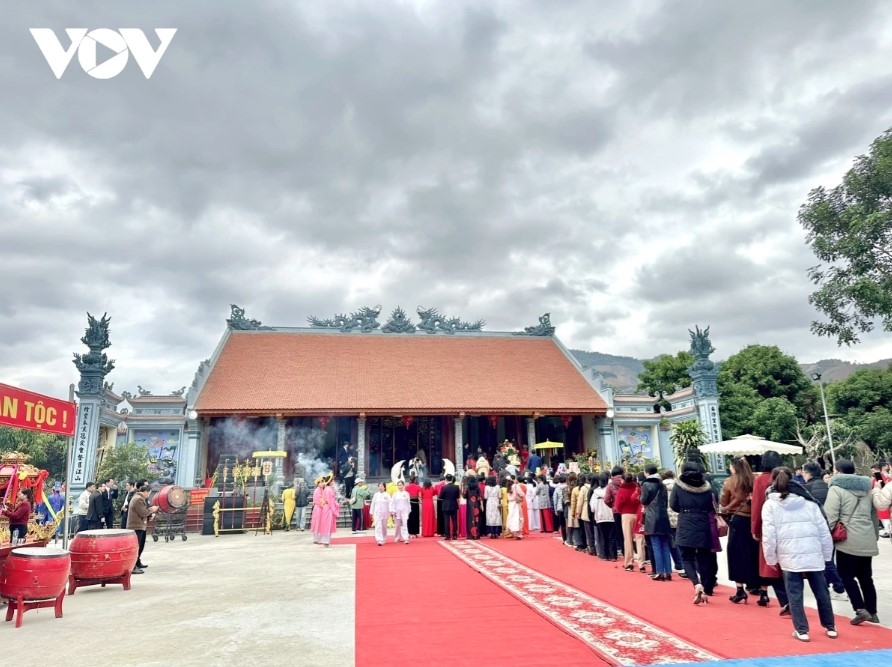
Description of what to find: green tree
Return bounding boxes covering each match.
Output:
[96,441,151,485]
[827,366,892,451]
[670,419,707,470]
[798,128,892,346]
[749,397,799,442]
[0,426,67,480]
[717,344,819,440]
[636,351,694,397]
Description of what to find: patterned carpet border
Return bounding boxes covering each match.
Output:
[441,539,719,666]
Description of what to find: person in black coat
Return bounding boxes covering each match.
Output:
[101,478,118,528]
[802,460,846,597]
[669,461,718,604]
[438,475,461,540]
[640,464,673,580]
[803,461,829,504]
[85,482,105,530]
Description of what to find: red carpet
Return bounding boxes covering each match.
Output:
[354,538,612,667]
[483,533,892,660]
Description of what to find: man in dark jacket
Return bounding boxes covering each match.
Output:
[438,474,461,540]
[803,462,829,504]
[640,464,673,580]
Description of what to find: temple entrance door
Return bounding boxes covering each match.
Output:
[413,417,442,477]
[368,417,443,479]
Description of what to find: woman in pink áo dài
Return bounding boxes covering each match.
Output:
[311,473,340,547]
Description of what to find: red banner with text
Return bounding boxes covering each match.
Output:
[0,383,76,437]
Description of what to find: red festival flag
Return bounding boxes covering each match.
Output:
[0,383,76,437]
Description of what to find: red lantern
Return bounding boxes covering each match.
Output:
[401,415,414,429]
[561,415,572,429]
[318,416,330,431]
[488,415,499,429]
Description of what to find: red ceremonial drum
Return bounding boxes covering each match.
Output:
[69,529,138,583]
[0,547,69,628]
[153,485,187,513]
[0,547,70,601]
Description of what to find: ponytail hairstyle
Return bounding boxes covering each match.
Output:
[771,466,793,499]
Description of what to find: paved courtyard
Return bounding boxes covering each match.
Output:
[15,532,355,667]
[7,530,891,666]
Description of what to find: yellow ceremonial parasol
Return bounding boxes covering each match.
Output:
[533,440,564,451]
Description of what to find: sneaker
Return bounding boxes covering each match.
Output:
[792,631,810,642]
[851,609,872,625]
[779,605,791,617]
[869,614,880,624]
[131,567,144,574]
[825,628,838,639]
[830,590,848,601]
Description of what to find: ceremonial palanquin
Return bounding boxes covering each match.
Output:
[0,451,54,545]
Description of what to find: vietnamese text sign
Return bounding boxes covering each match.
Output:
[71,402,99,485]
[0,383,76,436]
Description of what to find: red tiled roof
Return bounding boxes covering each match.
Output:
[194,331,609,416]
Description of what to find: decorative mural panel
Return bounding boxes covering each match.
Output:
[616,425,654,460]
[134,429,180,483]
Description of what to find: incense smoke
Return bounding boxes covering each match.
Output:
[290,426,331,482]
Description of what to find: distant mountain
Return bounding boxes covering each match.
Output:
[570,350,646,392]
[570,349,892,393]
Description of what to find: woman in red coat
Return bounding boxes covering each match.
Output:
[420,480,438,537]
[2,489,32,544]
[614,474,643,571]
[750,451,790,612]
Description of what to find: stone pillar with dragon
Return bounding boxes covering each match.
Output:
[71,313,116,496]
[686,325,724,472]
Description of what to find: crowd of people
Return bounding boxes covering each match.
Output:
[311,447,890,645]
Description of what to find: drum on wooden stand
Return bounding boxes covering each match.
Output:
[68,529,139,595]
[0,546,69,628]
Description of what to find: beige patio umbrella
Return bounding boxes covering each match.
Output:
[698,434,803,457]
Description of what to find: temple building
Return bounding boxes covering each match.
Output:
[70,307,723,492]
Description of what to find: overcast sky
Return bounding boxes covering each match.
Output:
[3,0,892,401]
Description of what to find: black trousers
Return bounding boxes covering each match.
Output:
[836,551,878,614]
[444,510,458,539]
[613,513,624,554]
[583,519,597,554]
[554,511,566,542]
[681,546,717,593]
[351,508,364,532]
[135,529,147,564]
[597,521,617,560]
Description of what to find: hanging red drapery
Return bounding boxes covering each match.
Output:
[561,415,572,429]
[401,415,414,429]
[488,415,499,429]
[318,416,330,431]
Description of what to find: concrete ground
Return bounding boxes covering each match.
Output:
[6,531,889,665]
[714,535,892,627]
[11,531,356,667]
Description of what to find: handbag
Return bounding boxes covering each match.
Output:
[712,496,729,538]
[831,495,861,543]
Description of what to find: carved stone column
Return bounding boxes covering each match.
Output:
[357,414,367,478]
[275,417,286,491]
[526,417,536,448]
[454,416,464,479]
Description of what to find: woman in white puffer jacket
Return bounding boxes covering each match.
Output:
[762,467,836,643]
